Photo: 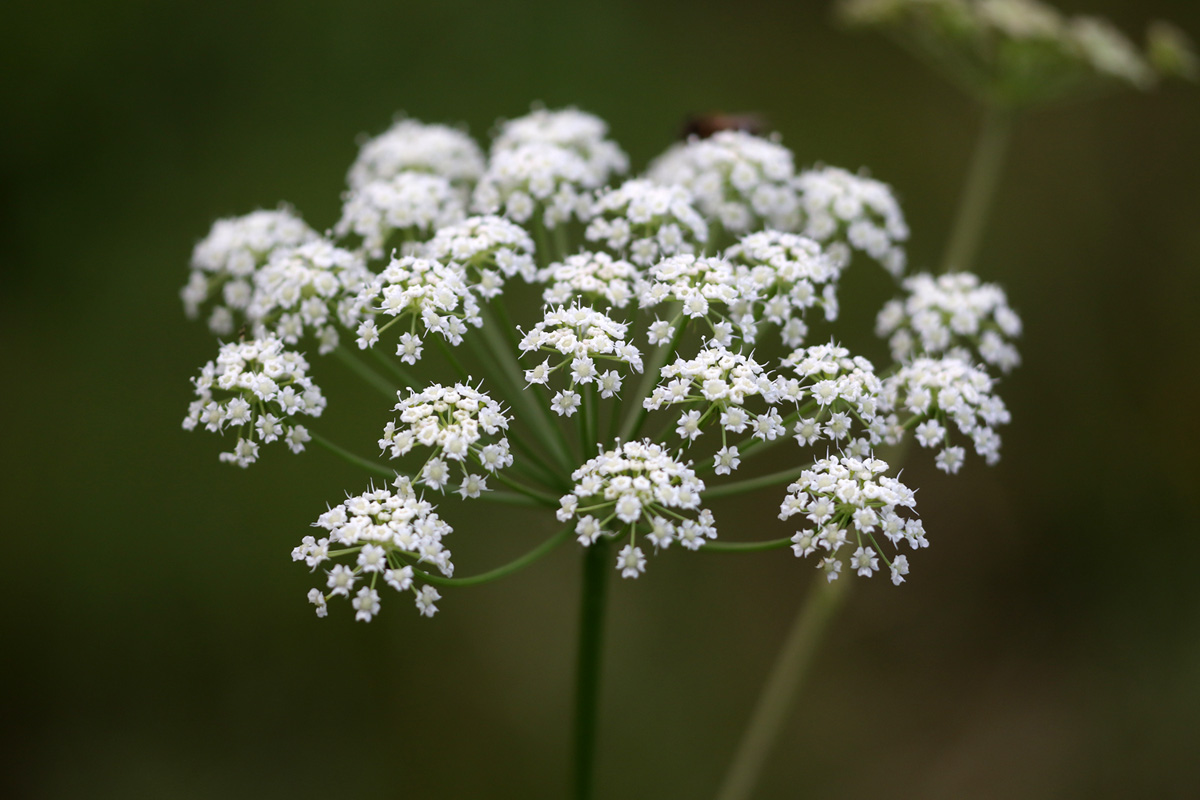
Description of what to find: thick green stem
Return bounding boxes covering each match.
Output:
[573,537,610,800]
[940,106,1013,274]
[714,576,850,800]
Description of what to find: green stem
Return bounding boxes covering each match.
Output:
[491,470,562,508]
[475,306,576,472]
[573,537,610,800]
[367,346,419,389]
[940,105,1013,274]
[312,433,393,478]
[314,434,547,508]
[714,576,850,800]
[703,536,793,553]
[553,223,570,262]
[460,329,567,485]
[411,524,573,587]
[333,345,398,400]
[435,337,471,381]
[533,215,553,269]
[582,386,597,458]
[702,462,812,500]
[619,312,685,442]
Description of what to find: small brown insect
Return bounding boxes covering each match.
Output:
[681,112,767,140]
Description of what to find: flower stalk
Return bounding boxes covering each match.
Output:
[714,574,850,800]
[940,106,1013,274]
[573,536,611,800]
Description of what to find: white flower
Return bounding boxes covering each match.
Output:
[883,356,1011,470]
[182,208,317,335]
[352,255,482,359]
[519,303,643,414]
[780,454,920,583]
[576,516,603,545]
[346,117,486,193]
[352,587,382,622]
[326,564,357,597]
[335,172,466,259]
[299,478,453,621]
[647,130,799,233]
[645,346,783,448]
[637,254,760,343]
[385,566,414,592]
[586,179,708,265]
[780,341,889,447]
[183,336,325,467]
[381,382,513,493]
[424,215,537,296]
[491,106,629,189]
[713,446,741,475]
[415,585,442,617]
[539,251,640,308]
[561,440,710,575]
[246,238,371,354]
[472,142,596,228]
[935,445,966,474]
[1070,16,1155,88]
[617,544,647,579]
[551,390,582,417]
[877,272,1022,373]
[724,230,845,347]
[794,166,908,276]
[306,588,328,618]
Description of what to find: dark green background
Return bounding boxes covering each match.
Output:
[4,1,1198,797]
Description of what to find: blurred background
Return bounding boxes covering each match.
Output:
[3,0,1198,797]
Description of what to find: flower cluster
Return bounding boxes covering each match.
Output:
[557,440,711,575]
[353,255,482,362]
[647,130,799,233]
[380,382,514,497]
[638,255,754,346]
[794,166,909,277]
[724,230,846,347]
[247,239,371,354]
[346,118,486,194]
[424,215,537,298]
[179,104,1026,622]
[782,342,891,454]
[491,106,629,189]
[644,346,788,466]
[182,208,317,335]
[182,336,325,467]
[586,179,708,266]
[835,0,1194,106]
[883,356,1011,473]
[520,304,643,415]
[335,172,466,259]
[779,455,923,585]
[294,477,453,620]
[876,271,1022,373]
[472,143,596,229]
[539,251,640,309]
